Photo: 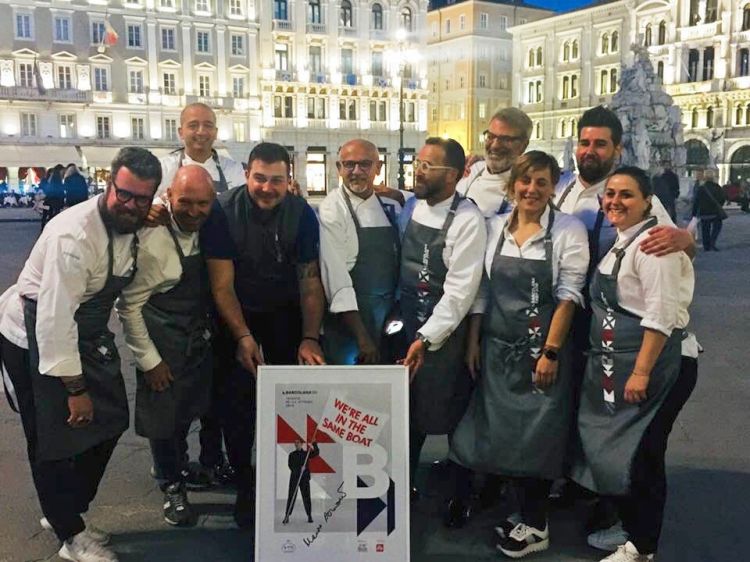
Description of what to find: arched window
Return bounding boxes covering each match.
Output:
[372,3,383,30]
[561,119,567,137]
[400,7,413,31]
[657,61,664,80]
[535,121,542,139]
[340,0,353,27]
[706,106,714,128]
[570,117,577,132]
[528,81,534,103]
[611,31,619,52]
[571,74,578,97]
[737,105,744,125]
[572,39,579,59]
[536,80,542,102]
[536,46,543,66]
[746,104,750,125]
[644,24,652,47]
[658,21,666,45]
[563,41,570,62]
[562,75,570,99]
[600,69,607,93]
[601,33,609,54]
[610,68,618,93]
[744,6,750,31]
[739,48,749,77]
[691,108,699,128]
[528,49,535,68]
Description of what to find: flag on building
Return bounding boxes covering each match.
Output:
[33,58,46,95]
[103,19,118,46]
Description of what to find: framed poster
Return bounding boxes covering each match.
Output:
[255,365,410,561]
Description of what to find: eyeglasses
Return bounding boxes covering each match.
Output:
[111,179,153,209]
[339,160,374,171]
[482,130,525,145]
[412,160,454,174]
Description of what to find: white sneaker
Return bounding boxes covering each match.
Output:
[494,511,523,539]
[588,521,629,552]
[58,531,118,562]
[600,541,654,562]
[497,522,549,558]
[40,517,111,545]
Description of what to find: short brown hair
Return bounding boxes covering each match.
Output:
[507,151,561,199]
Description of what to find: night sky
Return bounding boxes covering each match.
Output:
[528,0,594,11]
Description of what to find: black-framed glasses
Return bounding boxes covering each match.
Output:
[482,130,525,145]
[412,159,453,174]
[111,179,153,209]
[339,160,375,171]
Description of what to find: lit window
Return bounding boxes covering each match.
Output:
[129,70,144,93]
[163,72,177,95]
[232,76,245,97]
[96,116,111,139]
[196,31,210,53]
[198,75,211,96]
[131,117,145,140]
[21,113,37,137]
[59,114,76,138]
[94,67,109,91]
[58,66,73,89]
[164,118,178,140]
[231,34,245,56]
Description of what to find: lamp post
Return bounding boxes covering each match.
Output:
[396,28,407,190]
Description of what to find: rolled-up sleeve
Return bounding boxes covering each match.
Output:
[634,251,681,336]
[319,198,358,313]
[555,217,590,306]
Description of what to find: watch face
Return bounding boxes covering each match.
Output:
[544,349,558,360]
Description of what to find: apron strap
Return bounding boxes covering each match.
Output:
[438,192,462,243]
[341,187,363,233]
[462,166,483,199]
[609,216,658,279]
[555,177,577,209]
[165,223,187,267]
[178,149,229,192]
[543,203,556,265]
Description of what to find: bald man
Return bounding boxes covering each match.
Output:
[319,139,400,364]
[116,165,216,527]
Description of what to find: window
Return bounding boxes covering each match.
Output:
[601,33,610,54]
[274,0,288,21]
[54,17,71,43]
[644,24,652,47]
[739,48,749,77]
[309,0,321,24]
[129,70,144,93]
[92,21,105,44]
[479,103,486,119]
[744,6,750,31]
[309,46,322,73]
[59,114,76,138]
[703,47,714,81]
[459,15,465,30]
[198,75,211,96]
[232,76,245,97]
[499,15,507,31]
[234,121,246,142]
[58,66,73,89]
[536,46,543,66]
[705,0,717,23]
[127,24,143,48]
[691,108,698,128]
[371,51,383,76]
[706,106,714,128]
[610,69,618,93]
[562,76,570,99]
[401,7,413,31]
[196,31,210,53]
[231,34,245,56]
[163,72,177,95]
[657,61,664,80]
[562,41,570,62]
[195,0,209,12]
[20,113,37,137]
[528,49,534,68]
[160,0,174,7]
[274,95,294,118]
[18,63,33,88]
[229,0,243,16]
[478,74,487,88]
[445,19,451,34]
[431,106,437,121]
[480,13,489,29]
[96,116,111,139]
[16,13,32,39]
[527,79,542,103]
[131,117,145,140]
[275,44,289,71]
[658,21,666,45]
[161,27,176,50]
[688,49,699,82]
[572,40,579,59]
[164,118,178,140]
[341,48,353,74]
[372,3,383,30]
[611,31,619,52]
[599,68,618,94]
[94,67,109,91]
[309,97,327,119]
[340,0,353,27]
[306,152,327,194]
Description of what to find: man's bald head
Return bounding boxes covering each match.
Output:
[167,165,216,232]
[336,139,382,197]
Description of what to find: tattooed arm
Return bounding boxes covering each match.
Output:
[297,260,326,365]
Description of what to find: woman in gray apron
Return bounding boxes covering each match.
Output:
[448,152,589,558]
[322,189,399,364]
[571,167,695,562]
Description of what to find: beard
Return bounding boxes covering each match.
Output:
[485,149,516,174]
[578,154,616,184]
[413,177,444,200]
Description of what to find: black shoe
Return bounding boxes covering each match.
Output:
[496,523,549,558]
[282,517,289,525]
[443,499,471,529]
[181,462,213,491]
[209,458,237,487]
[307,516,314,523]
[234,490,255,529]
[164,482,194,527]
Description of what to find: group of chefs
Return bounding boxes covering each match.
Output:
[0,101,698,562]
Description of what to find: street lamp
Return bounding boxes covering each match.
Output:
[395,28,407,190]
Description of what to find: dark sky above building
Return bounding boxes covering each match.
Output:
[531,0,593,10]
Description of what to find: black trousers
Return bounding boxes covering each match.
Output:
[149,423,192,489]
[284,473,312,519]
[212,306,302,497]
[615,357,698,555]
[1,335,121,542]
[700,217,723,250]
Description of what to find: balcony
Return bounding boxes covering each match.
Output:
[128,92,147,104]
[185,94,233,109]
[274,117,295,128]
[665,79,717,96]
[339,26,358,38]
[306,118,327,128]
[339,120,359,129]
[92,91,113,103]
[679,21,720,42]
[0,86,93,103]
[342,73,359,86]
[310,73,328,84]
[275,70,295,82]
[372,76,391,88]
[724,76,750,92]
[273,19,293,32]
[307,22,326,34]
[370,28,388,41]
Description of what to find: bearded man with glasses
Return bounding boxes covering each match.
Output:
[457,107,532,217]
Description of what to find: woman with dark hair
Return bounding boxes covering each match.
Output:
[448,151,590,558]
[572,166,696,562]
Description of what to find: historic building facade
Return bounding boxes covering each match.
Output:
[0,0,428,193]
[426,0,551,156]
[511,0,750,184]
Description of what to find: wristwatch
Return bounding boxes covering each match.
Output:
[416,332,431,348]
[542,347,559,361]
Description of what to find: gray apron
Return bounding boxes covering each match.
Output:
[571,217,682,495]
[134,225,212,439]
[323,191,400,365]
[399,193,472,435]
[450,207,573,479]
[23,230,137,462]
[178,149,229,193]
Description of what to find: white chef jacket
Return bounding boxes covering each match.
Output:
[597,218,694,336]
[157,151,246,197]
[407,196,487,349]
[0,196,138,377]
[456,161,511,217]
[319,186,399,314]
[115,209,201,372]
[473,206,590,314]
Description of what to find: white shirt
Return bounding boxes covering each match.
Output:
[0,196,138,376]
[115,211,201,372]
[473,206,590,314]
[407,196,487,349]
[319,186,399,314]
[597,219,694,336]
[157,151,246,197]
[456,161,511,217]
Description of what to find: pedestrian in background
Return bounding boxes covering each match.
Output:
[64,164,89,208]
[692,168,726,251]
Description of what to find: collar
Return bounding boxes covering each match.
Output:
[180,150,216,166]
[574,174,608,196]
[342,184,375,202]
[503,204,552,242]
[615,217,652,244]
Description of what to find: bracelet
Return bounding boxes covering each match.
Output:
[237,333,253,342]
[301,336,320,344]
[67,387,89,397]
[62,375,87,396]
[632,371,651,378]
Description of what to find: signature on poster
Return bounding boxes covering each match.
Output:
[302,482,347,548]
